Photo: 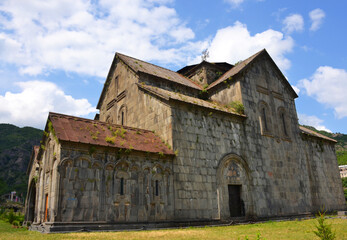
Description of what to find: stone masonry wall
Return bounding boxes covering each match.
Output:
[41,143,174,223]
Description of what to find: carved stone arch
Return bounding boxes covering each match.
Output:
[75,157,91,168]
[92,160,102,169]
[105,162,115,171]
[59,158,73,167]
[118,104,127,126]
[152,164,164,175]
[277,106,290,138]
[258,100,272,135]
[216,153,254,220]
[25,178,37,223]
[115,160,129,172]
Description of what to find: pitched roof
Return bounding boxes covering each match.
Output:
[137,83,246,118]
[177,61,233,77]
[47,112,174,155]
[299,126,337,143]
[206,49,298,99]
[117,53,202,90]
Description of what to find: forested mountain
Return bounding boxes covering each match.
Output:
[0,124,42,198]
[301,125,347,166]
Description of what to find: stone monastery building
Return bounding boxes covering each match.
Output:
[25,49,346,232]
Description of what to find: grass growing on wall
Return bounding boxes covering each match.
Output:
[1,218,347,240]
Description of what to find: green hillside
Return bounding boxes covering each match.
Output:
[302,125,347,165]
[0,124,42,198]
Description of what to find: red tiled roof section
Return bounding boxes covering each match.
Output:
[299,126,337,143]
[48,112,175,155]
[117,53,202,90]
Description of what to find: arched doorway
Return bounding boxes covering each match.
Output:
[26,179,37,223]
[216,153,254,219]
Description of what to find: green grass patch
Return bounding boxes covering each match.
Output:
[0,218,347,240]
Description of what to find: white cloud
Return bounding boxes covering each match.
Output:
[309,8,325,31]
[0,0,197,77]
[202,21,294,71]
[298,114,332,133]
[0,81,96,129]
[299,66,347,119]
[282,14,304,34]
[224,0,245,7]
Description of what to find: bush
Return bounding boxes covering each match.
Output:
[229,101,245,115]
[0,209,25,226]
[313,211,336,240]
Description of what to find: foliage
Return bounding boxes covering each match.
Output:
[0,209,24,226]
[313,211,336,240]
[336,150,347,165]
[229,101,245,114]
[301,125,347,165]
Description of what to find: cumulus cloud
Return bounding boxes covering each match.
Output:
[282,14,304,34]
[224,0,245,7]
[201,21,294,71]
[309,8,325,31]
[299,66,347,119]
[0,81,96,129]
[298,114,332,133]
[0,0,197,77]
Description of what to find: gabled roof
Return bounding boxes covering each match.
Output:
[299,126,337,143]
[97,52,202,109]
[117,53,202,90]
[207,49,298,99]
[177,61,233,78]
[46,112,174,155]
[137,83,246,118]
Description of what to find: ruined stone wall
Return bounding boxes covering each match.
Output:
[45,143,173,223]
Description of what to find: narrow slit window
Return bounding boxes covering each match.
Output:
[155,180,159,196]
[281,113,287,136]
[120,178,124,195]
[121,111,124,125]
[262,107,268,131]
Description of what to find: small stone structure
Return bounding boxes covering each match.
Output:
[25,49,346,232]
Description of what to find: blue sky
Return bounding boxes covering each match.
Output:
[0,0,346,133]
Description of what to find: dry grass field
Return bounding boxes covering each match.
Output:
[0,218,346,240]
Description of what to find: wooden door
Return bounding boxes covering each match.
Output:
[44,194,48,222]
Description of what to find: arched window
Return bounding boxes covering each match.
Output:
[118,105,127,126]
[258,101,272,135]
[278,107,290,138]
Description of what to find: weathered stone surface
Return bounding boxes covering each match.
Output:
[25,50,346,232]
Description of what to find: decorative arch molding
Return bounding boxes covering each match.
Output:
[216,153,254,220]
[59,158,73,167]
[118,104,127,126]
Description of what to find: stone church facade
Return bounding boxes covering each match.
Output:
[25,49,346,232]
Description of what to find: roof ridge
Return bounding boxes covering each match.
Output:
[49,112,155,133]
[117,52,202,90]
